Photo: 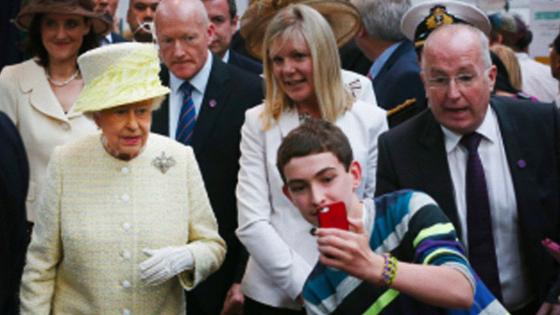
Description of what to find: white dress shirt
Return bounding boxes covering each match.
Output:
[222,49,230,63]
[168,52,213,138]
[442,107,532,310]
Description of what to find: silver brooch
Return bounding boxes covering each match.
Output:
[152,151,176,174]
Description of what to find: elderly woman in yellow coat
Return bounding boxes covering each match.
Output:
[19,42,226,315]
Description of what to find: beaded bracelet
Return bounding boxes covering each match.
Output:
[382,253,398,287]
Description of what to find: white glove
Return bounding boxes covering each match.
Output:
[139,246,194,286]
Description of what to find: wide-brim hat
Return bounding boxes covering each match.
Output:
[240,0,361,60]
[401,0,491,49]
[15,0,111,34]
[74,42,170,113]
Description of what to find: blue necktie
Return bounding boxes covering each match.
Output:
[176,81,196,145]
[461,132,503,301]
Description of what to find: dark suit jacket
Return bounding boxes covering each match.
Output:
[372,40,424,111]
[0,111,29,315]
[228,50,262,75]
[339,39,371,76]
[375,96,560,304]
[110,32,127,43]
[152,56,264,314]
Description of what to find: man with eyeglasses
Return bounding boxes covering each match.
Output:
[375,22,560,315]
[126,0,159,42]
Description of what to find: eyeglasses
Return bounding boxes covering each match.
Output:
[425,68,491,89]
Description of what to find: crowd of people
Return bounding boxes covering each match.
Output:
[1,0,560,314]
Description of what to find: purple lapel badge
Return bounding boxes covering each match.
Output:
[516,159,526,169]
[209,99,217,108]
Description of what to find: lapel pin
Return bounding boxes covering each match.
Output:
[209,99,217,108]
[516,159,526,169]
[152,151,176,174]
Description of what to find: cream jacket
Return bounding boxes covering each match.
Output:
[20,133,226,315]
[0,59,97,222]
[236,101,387,309]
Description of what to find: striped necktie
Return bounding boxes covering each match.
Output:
[176,81,196,145]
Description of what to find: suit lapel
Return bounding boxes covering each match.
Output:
[491,98,532,221]
[190,56,230,154]
[277,108,299,139]
[152,66,170,136]
[265,109,299,166]
[418,110,462,235]
[20,61,68,122]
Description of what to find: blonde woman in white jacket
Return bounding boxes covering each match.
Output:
[236,4,387,314]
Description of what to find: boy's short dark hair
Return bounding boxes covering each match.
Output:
[276,118,353,183]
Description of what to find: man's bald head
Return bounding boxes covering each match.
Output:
[154,0,215,80]
[423,24,492,70]
[155,0,209,31]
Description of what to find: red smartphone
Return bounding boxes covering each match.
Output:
[318,201,349,230]
[542,238,560,263]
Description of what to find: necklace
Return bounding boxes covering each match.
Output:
[47,69,80,87]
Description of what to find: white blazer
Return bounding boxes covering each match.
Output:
[236,101,387,309]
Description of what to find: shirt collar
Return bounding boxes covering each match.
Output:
[222,49,230,63]
[368,41,402,80]
[441,105,498,153]
[104,33,112,44]
[169,51,213,94]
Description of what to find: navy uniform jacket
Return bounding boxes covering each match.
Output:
[372,40,425,113]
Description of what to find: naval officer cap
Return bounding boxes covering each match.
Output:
[400,0,491,51]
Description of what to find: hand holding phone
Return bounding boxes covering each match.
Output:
[542,238,560,263]
[318,201,349,230]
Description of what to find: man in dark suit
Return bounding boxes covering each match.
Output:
[0,111,29,315]
[153,1,263,314]
[202,0,262,74]
[350,0,425,116]
[94,0,127,45]
[376,24,560,314]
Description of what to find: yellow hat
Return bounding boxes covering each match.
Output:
[74,42,170,113]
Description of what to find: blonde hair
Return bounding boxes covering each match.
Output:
[490,44,523,91]
[260,4,353,130]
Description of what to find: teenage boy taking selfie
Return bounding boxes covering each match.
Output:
[276,118,506,315]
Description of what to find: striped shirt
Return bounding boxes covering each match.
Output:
[303,190,507,315]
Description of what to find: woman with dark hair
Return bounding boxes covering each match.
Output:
[0,0,109,225]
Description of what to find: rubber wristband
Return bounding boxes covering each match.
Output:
[382,253,398,287]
